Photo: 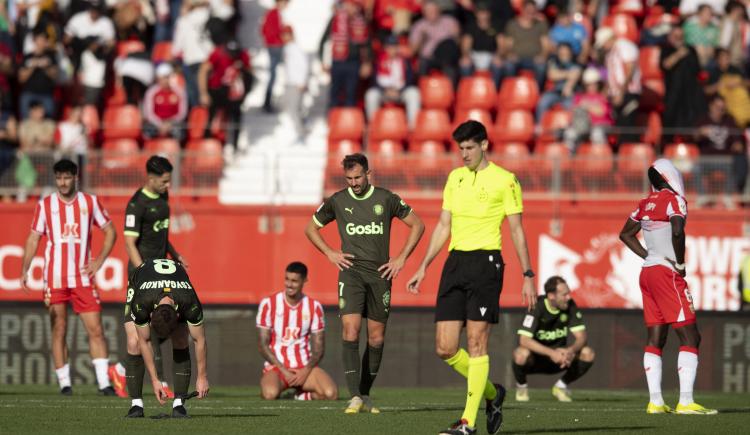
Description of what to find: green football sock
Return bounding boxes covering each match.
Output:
[445,348,497,400]
[342,340,361,397]
[359,345,383,396]
[461,355,490,427]
[125,353,145,399]
[173,348,191,396]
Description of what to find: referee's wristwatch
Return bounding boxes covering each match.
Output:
[523,269,535,278]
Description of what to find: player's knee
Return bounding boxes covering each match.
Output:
[513,347,530,365]
[579,346,595,362]
[367,335,384,348]
[322,385,338,400]
[342,327,359,342]
[466,336,487,357]
[435,342,458,360]
[260,387,279,400]
[126,336,140,354]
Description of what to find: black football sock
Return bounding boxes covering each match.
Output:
[173,348,192,397]
[512,360,528,385]
[359,345,383,396]
[342,340,361,397]
[152,337,165,382]
[126,353,145,399]
[561,359,594,385]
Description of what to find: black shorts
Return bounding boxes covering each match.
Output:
[523,352,566,375]
[338,268,392,323]
[435,250,504,323]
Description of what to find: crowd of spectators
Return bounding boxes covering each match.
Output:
[0,0,250,192]
[313,0,750,201]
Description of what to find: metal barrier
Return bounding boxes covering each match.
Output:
[0,149,223,198]
[326,153,750,204]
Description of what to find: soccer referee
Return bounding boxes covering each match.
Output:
[407,121,537,435]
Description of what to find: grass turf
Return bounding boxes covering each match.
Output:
[0,385,747,434]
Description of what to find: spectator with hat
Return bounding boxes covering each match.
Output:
[143,63,188,142]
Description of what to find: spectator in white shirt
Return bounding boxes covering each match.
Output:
[282,27,309,142]
[57,105,89,158]
[114,51,154,105]
[365,35,420,128]
[595,26,641,143]
[173,0,214,107]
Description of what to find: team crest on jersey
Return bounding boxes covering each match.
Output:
[61,223,80,239]
[282,326,301,342]
[478,188,488,202]
[373,204,384,216]
[560,313,568,323]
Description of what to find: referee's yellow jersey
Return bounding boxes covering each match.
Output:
[442,162,523,251]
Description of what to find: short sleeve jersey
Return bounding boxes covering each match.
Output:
[518,296,585,348]
[124,189,170,269]
[630,189,687,271]
[442,162,523,251]
[312,185,412,276]
[126,259,203,327]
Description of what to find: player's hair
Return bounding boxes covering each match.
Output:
[342,153,369,172]
[286,261,308,279]
[647,167,671,192]
[151,304,179,339]
[452,120,488,144]
[53,159,78,176]
[544,276,567,295]
[146,155,173,176]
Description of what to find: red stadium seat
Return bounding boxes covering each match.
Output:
[493,110,534,145]
[602,14,640,43]
[152,41,174,63]
[419,73,454,110]
[577,143,614,172]
[456,75,497,111]
[410,140,447,155]
[538,108,572,144]
[184,138,223,187]
[638,111,662,145]
[535,142,571,171]
[640,78,665,111]
[368,139,405,155]
[663,142,700,162]
[101,138,140,170]
[102,105,141,140]
[328,139,362,155]
[368,107,408,151]
[498,76,539,112]
[410,109,451,150]
[492,142,530,174]
[144,138,181,161]
[639,46,663,80]
[328,107,365,144]
[188,106,209,140]
[105,84,127,107]
[618,142,655,174]
[453,108,493,128]
[117,40,146,58]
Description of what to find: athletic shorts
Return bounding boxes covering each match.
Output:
[523,352,566,375]
[44,286,101,313]
[263,365,291,390]
[639,265,696,328]
[435,250,504,324]
[338,268,391,323]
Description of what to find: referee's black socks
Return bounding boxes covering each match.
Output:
[342,340,361,397]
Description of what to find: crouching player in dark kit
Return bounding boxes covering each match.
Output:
[124,259,209,418]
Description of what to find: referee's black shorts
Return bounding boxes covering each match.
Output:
[434,250,504,324]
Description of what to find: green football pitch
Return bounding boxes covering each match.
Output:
[1,386,748,434]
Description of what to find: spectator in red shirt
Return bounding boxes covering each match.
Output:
[261,0,289,113]
[143,64,188,142]
[199,38,252,153]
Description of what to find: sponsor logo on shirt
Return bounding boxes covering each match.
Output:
[345,222,383,235]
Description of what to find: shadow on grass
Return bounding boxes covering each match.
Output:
[191,413,280,418]
[504,426,656,434]
[716,408,750,414]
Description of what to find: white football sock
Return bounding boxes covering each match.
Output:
[92,358,111,389]
[678,348,698,406]
[643,350,664,406]
[554,379,568,389]
[516,383,528,389]
[56,364,71,389]
[173,398,183,408]
[131,398,144,408]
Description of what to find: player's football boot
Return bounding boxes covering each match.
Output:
[125,406,144,418]
[172,405,190,418]
[60,386,73,396]
[98,386,117,396]
[552,386,572,402]
[675,403,718,415]
[439,419,477,435]
[162,383,175,399]
[485,383,506,434]
[360,395,380,414]
[108,364,128,398]
[646,403,673,414]
[344,396,364,414]
[515,386,529,402]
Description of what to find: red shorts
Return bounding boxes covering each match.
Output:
[639,265,696,327]
[44,286,101,313]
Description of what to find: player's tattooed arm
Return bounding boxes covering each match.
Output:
[307,331,325,368]
[257,328,287,369]
[619,217,647,259]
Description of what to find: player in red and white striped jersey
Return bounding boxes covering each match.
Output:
[256,262,338,401]
[21,159,118,396]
